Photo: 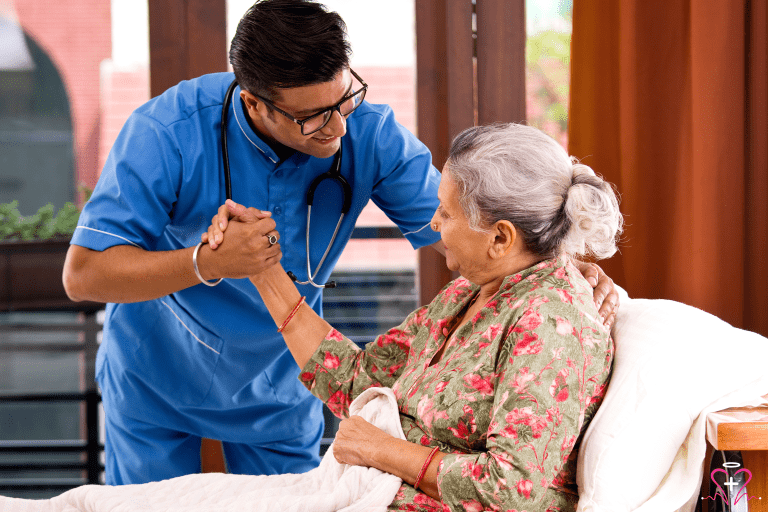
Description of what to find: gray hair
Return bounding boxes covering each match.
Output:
[446,123,623,260]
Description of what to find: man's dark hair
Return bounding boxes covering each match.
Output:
[230,0,351,100]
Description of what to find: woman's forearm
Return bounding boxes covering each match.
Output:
[249,265,333,368]
[369,436,445,500]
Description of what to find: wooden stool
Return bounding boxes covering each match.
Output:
[701,406,768,510]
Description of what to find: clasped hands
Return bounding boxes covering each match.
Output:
[201,199,621,329]
[198,200,282,279]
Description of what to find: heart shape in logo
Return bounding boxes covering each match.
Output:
[709,467,753,505]
[733,468,753,505]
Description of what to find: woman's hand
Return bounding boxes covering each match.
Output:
[333,416,445,501]
[574,260,619,329]
[332,415,391,468]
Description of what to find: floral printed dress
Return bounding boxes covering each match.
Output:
[299,257,613,512]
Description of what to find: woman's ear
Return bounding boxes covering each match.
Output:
[489,220,517,259]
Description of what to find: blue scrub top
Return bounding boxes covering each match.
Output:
[72,72,441,445]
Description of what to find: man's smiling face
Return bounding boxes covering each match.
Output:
[241,68,354,159]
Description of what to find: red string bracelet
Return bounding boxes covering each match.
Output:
[414,446,440,490]
[277,296,305,333]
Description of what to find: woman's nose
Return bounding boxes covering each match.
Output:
[430,214,440,232]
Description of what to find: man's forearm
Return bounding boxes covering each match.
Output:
[63,244,208,304]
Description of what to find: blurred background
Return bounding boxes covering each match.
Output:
[0,0,573,495]
[1,0,766,498]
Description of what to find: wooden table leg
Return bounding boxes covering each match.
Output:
[742,451,767,511]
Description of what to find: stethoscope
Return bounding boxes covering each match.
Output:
[221,79,351,289]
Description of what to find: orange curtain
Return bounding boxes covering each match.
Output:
[569,0,768,336]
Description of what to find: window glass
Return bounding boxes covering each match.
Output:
[0,18,73,215]
[526,0,572,148]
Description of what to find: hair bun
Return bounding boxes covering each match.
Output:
[560,162,623,259]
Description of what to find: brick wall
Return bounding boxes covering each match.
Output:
[98,62,150,173]
[15,0,112,193]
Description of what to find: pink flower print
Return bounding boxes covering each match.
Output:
[448,419,471,440]
[449,405,477,439]
[323,352,340,369]
[432,318,452,341]
[490,450,515,470]
[555,316,572,336]
[546,406,563,426]
[461,460,489,483]
[580,332,601,349]
[511,367,536,393]
[527,295,551,309]
[326,328,344,342]
[512,331,543,355]
[517,309,543,331]
[480,323,504,342]
[505,408,548,442]
[516,478,533,499]
[561,434,577,453]
[326,390,350,417]
[435,380,449,393]
[413,493,443,510]
[554,265,567,279]
[593,382,608,400]
[549,368,570,402]
[464,373,494,396]
[416,394,449,430]
[300,371,315,382]
[460,500,485,512]
[441,278,471,305]
[554,288,573,304]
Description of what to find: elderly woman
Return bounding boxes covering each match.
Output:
[223,123,622,511]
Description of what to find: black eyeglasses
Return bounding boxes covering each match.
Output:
[257,69,368,136]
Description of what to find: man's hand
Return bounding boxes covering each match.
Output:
[202,199,273,250]
[574,260,619,330]
[197,200,282,279]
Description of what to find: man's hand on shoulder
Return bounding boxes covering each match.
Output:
[573,260,619,330]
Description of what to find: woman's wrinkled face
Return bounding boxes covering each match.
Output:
[430,168,491,280]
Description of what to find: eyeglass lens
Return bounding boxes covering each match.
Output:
[302,87,366,135]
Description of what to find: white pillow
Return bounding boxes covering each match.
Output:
[576,288,768,512]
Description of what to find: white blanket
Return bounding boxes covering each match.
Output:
[0,387,405,512]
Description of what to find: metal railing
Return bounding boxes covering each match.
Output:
[0,310,102,495]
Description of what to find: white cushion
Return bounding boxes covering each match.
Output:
[576,288,768,512]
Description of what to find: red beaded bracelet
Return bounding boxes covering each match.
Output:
[277,296,305,333]
[414,446,440,490]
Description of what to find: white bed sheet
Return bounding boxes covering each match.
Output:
[0,387,405,512]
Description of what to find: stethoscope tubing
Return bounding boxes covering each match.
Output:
[220,79,350,289]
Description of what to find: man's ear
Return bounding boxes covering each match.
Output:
[489,220,517,259]
[240,90,260,113]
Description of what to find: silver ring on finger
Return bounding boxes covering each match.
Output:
[265,233,278,247]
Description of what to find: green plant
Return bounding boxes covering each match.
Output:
[0,200,81,241]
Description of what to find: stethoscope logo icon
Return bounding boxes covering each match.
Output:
[702,461,760,507]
